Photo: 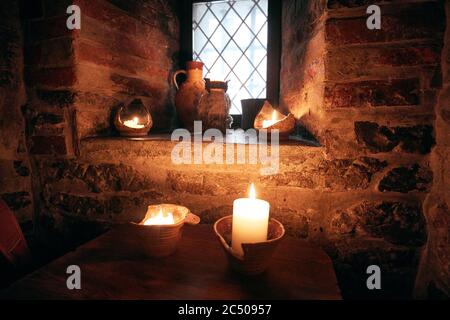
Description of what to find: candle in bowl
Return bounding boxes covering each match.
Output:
[143,208,175,225]
[123,116,145,129]
[231,183,270,256]
[136,204,199,258]
[262,110,280,129]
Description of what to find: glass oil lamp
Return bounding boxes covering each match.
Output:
[114,98,153,137]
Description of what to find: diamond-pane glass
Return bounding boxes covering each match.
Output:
[193,0,268,114]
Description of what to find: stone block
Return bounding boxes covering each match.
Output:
[325,79,420,108]
[331,201,427,246]
[326,2,445,45]
[355,122,435,154]
[30,135,67,155]
[379,164,433,193]
[260,156,387,191]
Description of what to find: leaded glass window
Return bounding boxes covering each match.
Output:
[193,0,268,114]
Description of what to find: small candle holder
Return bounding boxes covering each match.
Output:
[213,215,285,276]
[253,101,295,140]
[133,204,200,258]
[114,98,153,137]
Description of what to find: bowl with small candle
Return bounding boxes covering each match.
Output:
[253,101,295,140]
[213,184,285,276]
[133,203,200,258]
[114,98,153,137]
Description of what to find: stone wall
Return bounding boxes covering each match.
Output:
[0,0,33,230]
[37,134,433,298]
[280,0,448,298]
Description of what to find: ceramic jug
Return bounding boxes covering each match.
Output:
[197,79,232,133]
[173,61,205,131]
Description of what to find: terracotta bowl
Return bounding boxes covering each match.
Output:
[253,101,295,140]
[213,215,285,276]
[133,204,200,258]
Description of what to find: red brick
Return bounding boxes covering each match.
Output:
[327,0,385,9]
[79,16,167,61]
[378,46,441,66]
[42,0,72,17]
[25,37,74,68]
[31,112,65,135]
[355,122,434,154]
[36,89,76,107]
[30,136,67,154]
[110,73,166,98]
[77,41,140,74]
[325,78,420,108]
[26,67,77,88]
[325,2,445,45]
[325,45,443,81]
[26,16,78,44]
[77,41,169,78]
[74,0,137,35]
[106,0,177,27]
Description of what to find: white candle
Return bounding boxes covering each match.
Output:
[231,183,270,256]
[123,117,145,129]
[262,110,280,128]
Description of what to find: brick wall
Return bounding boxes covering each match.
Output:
[73,0,179,138]
[0,0,33,227]
[21,0,179,153]
[22,0,78,158]
[281,0,447,298]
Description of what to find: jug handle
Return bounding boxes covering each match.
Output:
[116,105,125,124]
[173,69,187,90]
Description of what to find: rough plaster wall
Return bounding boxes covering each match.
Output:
[417,0,450,299]
[280,0,327,137]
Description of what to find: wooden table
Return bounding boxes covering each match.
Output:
[1,224,341,300]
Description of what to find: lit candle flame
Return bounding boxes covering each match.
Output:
[143,208,175,225]
[262,110,279,129]
[123,116,145,129]
[249,183,256,199]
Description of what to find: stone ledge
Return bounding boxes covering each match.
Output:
[81,132,321,146]
[78,134,323,176]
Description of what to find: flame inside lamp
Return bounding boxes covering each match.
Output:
[143,208,175,225]
[123,116,145,129]
[114,98,153,136]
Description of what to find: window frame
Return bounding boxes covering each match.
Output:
[179,0,281,111]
